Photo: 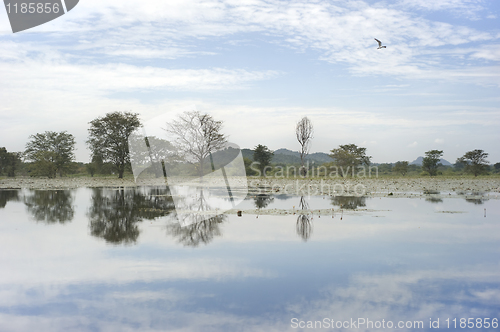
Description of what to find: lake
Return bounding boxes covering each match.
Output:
[0,188,499,331]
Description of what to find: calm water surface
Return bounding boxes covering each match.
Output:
[0,188,499,331]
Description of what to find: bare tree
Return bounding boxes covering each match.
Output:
[296,117,313,177]
[165,111,227,177]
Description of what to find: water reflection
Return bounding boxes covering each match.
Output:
[465,198,486,205]
[88,187,175,245]
[253,193,274,209]
[330,196,366,209]
[423,190,443,204]
[296,196,312,241]
[165,214,226,247]
[0,190,19,208]
[426,197,443,204]
[165,186,228,246]
[1,190,500,331]
[24,190,74,223]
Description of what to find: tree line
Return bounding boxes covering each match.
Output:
[1,111,499,178]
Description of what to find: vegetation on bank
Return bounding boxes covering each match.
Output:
[1,111,499,180]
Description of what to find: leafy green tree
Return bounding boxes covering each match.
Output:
[253,144,274,176]
[243,157,258,176]
[90,153,104,174]
[454,159,465,171]
[329,144,371,177]
[494,162,500,173]
[422,150,443,176]
[393,161,409,176]
[457,149,489,177]
[87,112,141,178]
[0,148,21,177]
[24,131,76,178]
[378,163,393,174]
[408,164,421,173]
[86,163,97,177]
[129,135,182,178]
[0,147,8,175]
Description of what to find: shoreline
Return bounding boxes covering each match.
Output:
[1,176,499,199]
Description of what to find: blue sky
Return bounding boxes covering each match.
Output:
[0,0,499,163]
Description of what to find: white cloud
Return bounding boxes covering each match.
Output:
[0,61,279,94]
[435,138,444,143]
[287,265,500,327]
[408,141,418,148]
[396,0,487,19]
[2,0,497,85]
[470,45,500,61]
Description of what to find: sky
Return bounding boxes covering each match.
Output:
[0,0,499,164]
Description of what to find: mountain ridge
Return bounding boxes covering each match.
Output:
[241,148,453,166]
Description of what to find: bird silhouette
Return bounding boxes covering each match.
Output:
[374,38,386,49]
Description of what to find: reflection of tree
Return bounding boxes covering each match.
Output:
[0,190,19,209]
[426,197,443,204]
[88,187,175,245]
[166,214,226,247]
[296,196,312,242]
[254,193,274,209]
[24,190,74,223]
[330,196,366,210]
[165,186,229,247]
[465,198,485,205]
[423,190,442,204]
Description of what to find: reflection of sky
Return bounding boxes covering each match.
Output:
[0,189,499,331]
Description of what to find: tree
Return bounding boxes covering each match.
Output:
[494,162,500,173]
[86,163,97,177]
[422,150,443,176]
[454,159,465,171]
[87,112,141,178]
[0,147,21,177]
[296,117,313,176]
[243,157,258,176]
[393,161,409,176]
[253,144,274,176]
[457,149,489,177]
[24,131,76,178]
[329,144,371,177]
[165,111,227,178]
[130,136,182,178]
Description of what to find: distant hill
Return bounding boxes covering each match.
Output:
[274,148,332,164]
[410,156,452,166]
[241,148,331,165]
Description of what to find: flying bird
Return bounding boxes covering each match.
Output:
[374,38,386,49]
